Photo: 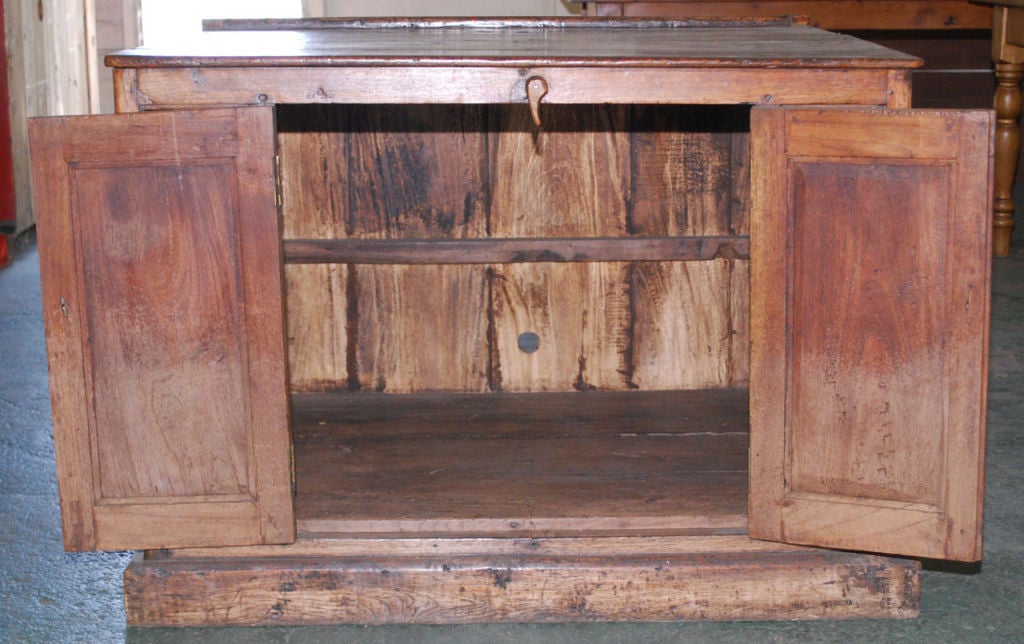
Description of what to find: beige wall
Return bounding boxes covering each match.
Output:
[319,0,578,17]
[3,0,92,233]
[94,0,141,114]
[3,0,138,234]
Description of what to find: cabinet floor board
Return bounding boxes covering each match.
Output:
[291,389,749,536]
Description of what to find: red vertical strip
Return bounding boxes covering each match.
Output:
[0,6,13,264]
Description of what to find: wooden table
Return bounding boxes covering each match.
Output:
[573,0,992,28]
[28,18,992,626]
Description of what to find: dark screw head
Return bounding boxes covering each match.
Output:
[517,332,540,354]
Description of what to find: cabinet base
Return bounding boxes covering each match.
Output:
[125,534,919,626]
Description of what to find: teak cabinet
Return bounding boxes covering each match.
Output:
[29,18,992,625]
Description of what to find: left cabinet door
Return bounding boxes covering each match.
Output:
[29,107,295,551]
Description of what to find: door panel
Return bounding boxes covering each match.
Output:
[30,107,294,551]
[749,107,992,562]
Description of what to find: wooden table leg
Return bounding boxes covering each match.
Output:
[992,6,1024,256]
[994,62,1021,256]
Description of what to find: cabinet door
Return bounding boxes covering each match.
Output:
[30,107,295,551]
[749,107,992,562]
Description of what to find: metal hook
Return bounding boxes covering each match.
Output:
[526,76,548,127]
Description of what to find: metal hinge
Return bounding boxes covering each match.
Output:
[274,154,283,208]
[289,440,296,496]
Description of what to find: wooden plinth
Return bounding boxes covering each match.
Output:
[126,534,920,625]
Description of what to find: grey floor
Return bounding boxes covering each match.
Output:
[1,229,1022,644]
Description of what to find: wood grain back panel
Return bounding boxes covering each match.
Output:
[278,106,351,392]
[489,106,630,238]
[355,264,490,392]
[630,260,749,390]
[348,106,490,392]
[280,106,494,393]
[490,106,631,391]
[281,105,751,393]
[491,262,633,391]
[631,106,749,237]
[628,106,751,389]
[347,106,488,240]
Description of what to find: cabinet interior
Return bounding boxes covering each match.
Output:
[278,103,754,538]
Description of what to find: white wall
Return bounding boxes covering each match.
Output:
[141,0,303,47]
[319,0,578,17]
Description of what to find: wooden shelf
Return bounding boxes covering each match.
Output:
[283,236,750,264]
[291,389,749,537]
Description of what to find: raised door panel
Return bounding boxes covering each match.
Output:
[749,107,992,562]
[30,107,294,551]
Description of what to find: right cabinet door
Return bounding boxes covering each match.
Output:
[749,107,993,562]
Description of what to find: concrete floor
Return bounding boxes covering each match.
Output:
[1,230,1022,644]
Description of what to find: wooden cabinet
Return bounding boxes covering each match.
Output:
[29,18,992,625]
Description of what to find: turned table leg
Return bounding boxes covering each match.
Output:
[994,62,1021,256]
[992,5,1024,256]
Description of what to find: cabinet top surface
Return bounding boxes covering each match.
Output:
[106,18,920,69]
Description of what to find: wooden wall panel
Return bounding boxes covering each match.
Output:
[730,132,752,235]
[489,106,630,238]
[630,260,747,390]
[728,258,751,386]
[281,105,752,394]
[492,262,632,391]
[356,265,490,393]
[94,0,142,113]
[489,106,631,391]
[347,106,488,240]
[284,263,349,392]
[349,106,490,392]
[630,106,748,237]
[629,107,750,390]
[279,107,351,392]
